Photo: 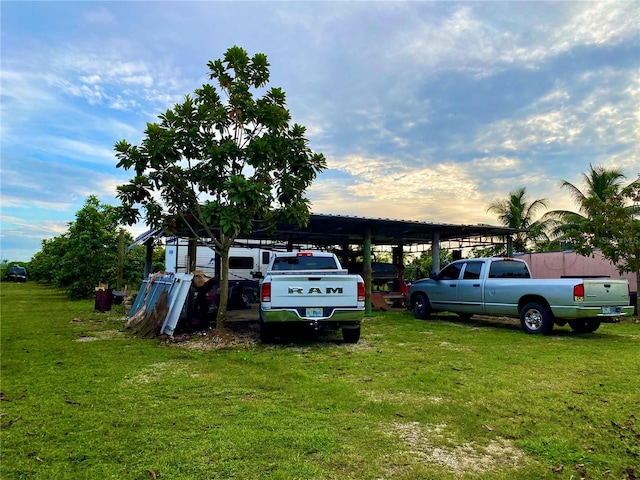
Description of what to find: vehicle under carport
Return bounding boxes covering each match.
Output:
[130,214,519,314]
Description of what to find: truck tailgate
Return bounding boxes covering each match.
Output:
[582,279,630,306]
[269,274,360,308]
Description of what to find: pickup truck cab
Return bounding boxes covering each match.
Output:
[259,251,365,343]
[409,257,633,334]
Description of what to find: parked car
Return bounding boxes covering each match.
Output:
[6,265,27,282]
[409,257,633,334]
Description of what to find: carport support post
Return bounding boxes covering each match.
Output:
[432,232,441,273]
[187,237,197,273]
[363,227,372,314]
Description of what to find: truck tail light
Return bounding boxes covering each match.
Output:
[574,283,584,302]
[357,281,365,302]
[297,252,313,257]
[261,281,271,302]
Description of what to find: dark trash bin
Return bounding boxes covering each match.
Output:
[113,291,125,305]
[631,291,637,316]
[95,288,113,312]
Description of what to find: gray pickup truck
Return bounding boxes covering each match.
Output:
[409,257,633,334]
[259,251,365,343]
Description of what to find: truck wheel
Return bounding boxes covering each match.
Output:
[412,293,431,320]
[520,302,554,335]
[342,325,361,344]
[568,320,601,333]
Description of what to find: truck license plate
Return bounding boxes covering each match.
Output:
[306,308,322,317]
[602,306,621,314]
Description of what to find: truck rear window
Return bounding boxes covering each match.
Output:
[272,256,338,271]
[488,260,531,278]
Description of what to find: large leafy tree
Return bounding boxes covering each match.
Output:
[115,46,326,328]
[486,187,550,253]
[404,249,452,281]
[545,164,629,246]
[583,178,639,274]
[550,167,639,291]
[29,196,149,298]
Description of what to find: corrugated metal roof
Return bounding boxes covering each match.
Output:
[126,228,163,252]
[131,214,519,249]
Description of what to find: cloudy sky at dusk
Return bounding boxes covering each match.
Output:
[1,1,639,261]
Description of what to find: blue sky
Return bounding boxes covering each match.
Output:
[1,1,639,262]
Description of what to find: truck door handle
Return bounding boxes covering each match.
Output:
[450,284,457,288]
[472,284,480,287]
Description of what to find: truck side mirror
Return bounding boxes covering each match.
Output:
[429,271,438,280]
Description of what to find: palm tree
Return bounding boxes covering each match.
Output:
[545,164,627,244]
[487,187,550,253]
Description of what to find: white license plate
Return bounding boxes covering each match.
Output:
[602,306,620,314]
[306,308,322,317]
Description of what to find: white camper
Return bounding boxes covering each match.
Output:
[164,238,271,282]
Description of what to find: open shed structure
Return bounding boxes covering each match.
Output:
[133,213,518,313]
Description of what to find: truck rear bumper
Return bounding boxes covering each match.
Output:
[553,305,634,321]
[262,307,364,323]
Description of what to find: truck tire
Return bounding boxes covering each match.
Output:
[520,302,554,335]
[342,325,361,343]
[412,293,431,320]
[568,320,601,333]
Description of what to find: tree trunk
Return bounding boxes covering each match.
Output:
[216,238,231,330]
[635,267,639,314]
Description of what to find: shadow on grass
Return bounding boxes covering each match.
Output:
[262,323,351,346]
[177,316,351,347]
[426,314,523,333]
[423,314,629,339]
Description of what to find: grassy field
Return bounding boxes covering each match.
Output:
[1,282,639,479]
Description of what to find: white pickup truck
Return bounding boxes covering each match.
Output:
[409,257,633,334]
[259,251,365,343]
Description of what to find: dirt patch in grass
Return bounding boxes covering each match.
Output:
[168,316,379,350]
[123,361,195,385]
[363,390,444,406]
[167,319,260,350]
[386,421,526,475]
[178,328,259,350]
[75,330,125,342]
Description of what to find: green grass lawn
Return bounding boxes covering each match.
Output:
[1,282,639,479]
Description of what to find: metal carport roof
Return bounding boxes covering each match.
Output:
[236,213,519,250]
[132,213,519,251]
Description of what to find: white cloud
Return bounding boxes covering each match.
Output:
[395,2,638,77]
[0,196,75,214]
[474,67,640,153]
[315,155,484,220]
[470,156,521,171]
[557,1,639,48]
[53,137,116,164]
[82,6,116,25]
